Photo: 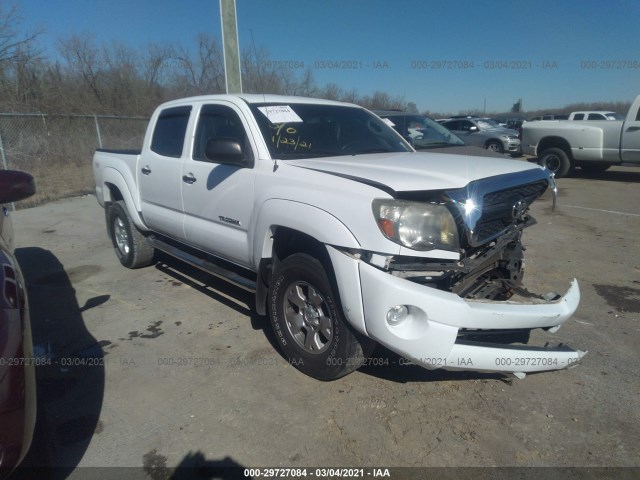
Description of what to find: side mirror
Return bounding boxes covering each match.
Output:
[0,170,36,204]
[205,138,245,165]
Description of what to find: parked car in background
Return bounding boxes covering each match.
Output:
[522,95,640,177]
[505,118,527,137]
[374,111,507,158]
[530,114,569,121]
[440,117,521,155]
[568,111,624,121]
[492,118,508,127]
[0,170,36,478]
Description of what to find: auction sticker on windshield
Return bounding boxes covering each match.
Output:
[258,105,303,123]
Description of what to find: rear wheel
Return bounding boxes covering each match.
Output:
[107,201,155,268]
[538,147,573,178]
[268,253,373,381]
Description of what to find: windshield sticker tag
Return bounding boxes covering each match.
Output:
[381,118,395,127]
[258,105,303,123]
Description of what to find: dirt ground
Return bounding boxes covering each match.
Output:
[10,164,640,478]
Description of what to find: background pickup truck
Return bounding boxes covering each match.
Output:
[93,94,584,381]
[522,95,640,177]
[568,111,624,121]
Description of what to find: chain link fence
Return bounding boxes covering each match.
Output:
[0,113,148,208]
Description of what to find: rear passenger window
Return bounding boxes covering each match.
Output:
[572,114,584,120]
[151,106,192,157]
[587,113,604,120]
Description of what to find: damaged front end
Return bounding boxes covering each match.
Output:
[354,168,585,378]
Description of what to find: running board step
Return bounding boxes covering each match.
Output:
[147,236,257,293]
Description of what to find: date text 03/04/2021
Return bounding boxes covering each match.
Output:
[243,468,391,478]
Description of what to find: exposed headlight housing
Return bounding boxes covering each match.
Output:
[372,199,459,251]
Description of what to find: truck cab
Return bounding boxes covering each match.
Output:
[93,94,585,381]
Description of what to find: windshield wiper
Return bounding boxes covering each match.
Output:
[351,148,394,155]
[416,142,459,149]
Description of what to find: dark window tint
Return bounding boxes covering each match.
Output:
[151,106,192,157]
[193,105,251,162]
[459,120,474,131]
[572,114,584,120]
[587,113,605,120]
[443,120,460,130]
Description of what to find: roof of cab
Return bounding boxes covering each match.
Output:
[156,94,359,110]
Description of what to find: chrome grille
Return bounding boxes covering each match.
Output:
[445,170,551,247]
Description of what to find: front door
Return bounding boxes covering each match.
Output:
[181,103,256,267]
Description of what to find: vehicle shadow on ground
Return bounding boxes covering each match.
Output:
[153,253,276,342]
[146,451,248,480]
[13,247,107,480]
[153,254,511,384]
[572,168,640,183]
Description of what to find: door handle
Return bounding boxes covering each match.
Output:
[182,173,197,184]
[141,166,151,175]
[626,126,640,132]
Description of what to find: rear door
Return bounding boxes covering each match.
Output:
[139,105,192,239]
[181,102,256,266]
[621,100,640,162]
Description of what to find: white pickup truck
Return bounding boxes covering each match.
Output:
[93,94,584,380]
[567,111,624,121]
[522,95,640,177]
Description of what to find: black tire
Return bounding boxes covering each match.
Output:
[485,140,504,154]
[107,200,155,268]
[538,147,573,178]
[268,253,372,381]
[580,163,612,174]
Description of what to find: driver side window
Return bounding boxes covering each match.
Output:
[459,121,473,132]
[192,104,253,164]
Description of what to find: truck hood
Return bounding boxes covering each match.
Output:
[284,152,541,193]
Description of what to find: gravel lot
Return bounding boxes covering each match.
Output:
[10,164,640,478]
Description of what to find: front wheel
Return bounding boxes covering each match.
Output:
[268,253,372,381]
[538,147,573,178]
[107,201,155,268]
[485,140,504,154]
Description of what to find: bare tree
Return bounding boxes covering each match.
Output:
[0,2,43,110]
[143,42,174,87]
[58,33,105,107]
[0,2,41,65]
[321,82,343,101]
[174,33,224,95]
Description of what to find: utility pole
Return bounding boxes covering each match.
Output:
[220,0,242,93]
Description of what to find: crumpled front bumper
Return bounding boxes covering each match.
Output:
[328,247,585,378]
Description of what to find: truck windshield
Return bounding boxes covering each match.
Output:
[250,103,412,159]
